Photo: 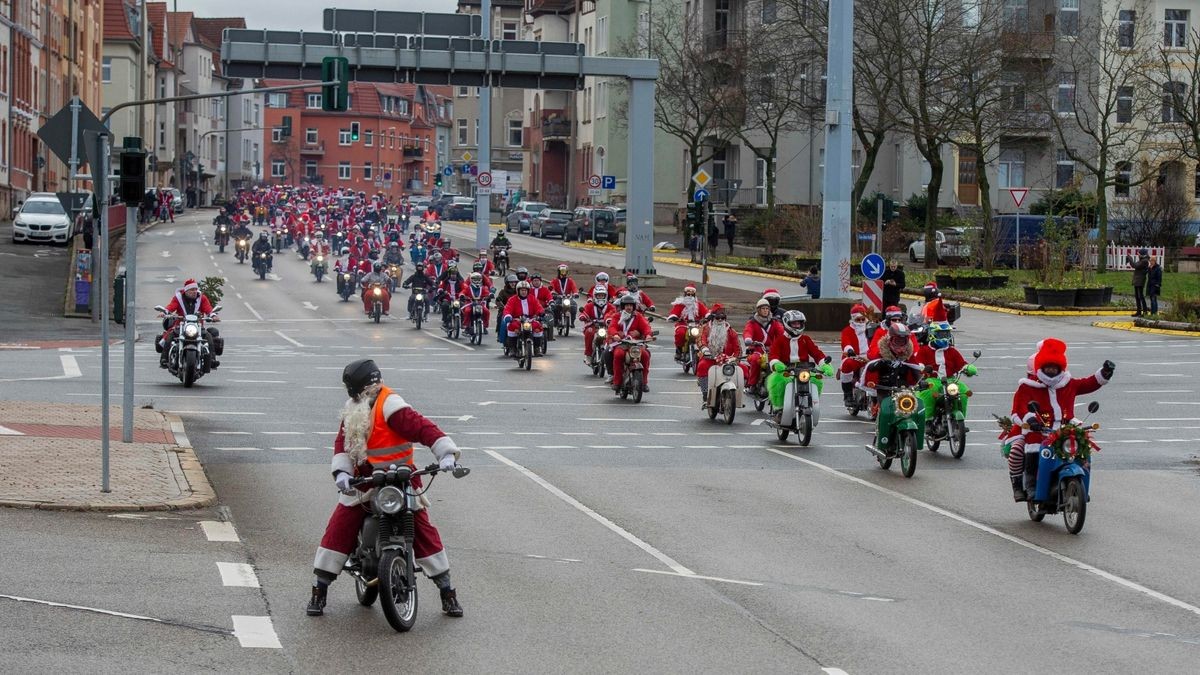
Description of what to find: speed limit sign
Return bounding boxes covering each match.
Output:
[477,171,493,188]
[588,174,602,189]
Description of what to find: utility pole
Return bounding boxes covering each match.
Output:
[819,0,854,299]
[475,0,492,251]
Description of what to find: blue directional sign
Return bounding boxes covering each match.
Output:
[601,175,616,190]
[443,166,453,176]
[861,252,886,280]
[693,188,710,202]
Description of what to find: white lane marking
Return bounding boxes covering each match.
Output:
[1123,417,1200,421]
[243,302,264,321]
[463,431,501,435]
[632,568,764,586]
[638,445,673,449]
[1124,389,1193,394]
[822,669,851,675]
[0,425,24,436]
[587,445,626,449]
[1144,373,1186,377]
[216,562,260,588]
[514,432,548,436]
[537,445,576,449]
[763,447,1200,620]
[579,418,680,422]
[605,432,639,436]
[302,301,319,311]
[304,386,345,390]
[0,593,166,624]
[751,418,768,426]
[486,389,571,394]
[274,330,304,347]
[229,380,287,384]
[231,615,282,649]
[1157,402,1200,405]
[211,431,252,435]
[486,449,694,575]
[169,411,265,415]
[261,431,303,435]
[447,378,497,383]
[270,446,315,450]
[422,330,476,351]
[200,521,240,542]
[60,354,82,378]
[236,293,244,299]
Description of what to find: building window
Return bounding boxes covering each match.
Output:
[339,129,352,145]
[1118,10,1136,48]
[997,149,1026,187]
[364,131,373,147]
[364,162,373,180]
[346,94,352,110]
[1163,81,1186,122]
[267,93,287,108]
[1001,78,1026,111]
[102,57,111,82]
[1115,161,1132,198]
[1116,86,1134,123]
[755,157,767,205]
[306,93,322,109]
[305,129,317,145]
[1055,149,1075,188]
[761,0,777,24]
[597,16,609,55]
[1003,0,1028,30]
[1165,9,1189,48]
[1057,0,1079,37]
[1057,72,1076,113]
[474,119,479,146]
[711,147,727,182]
[456,119,468,145]
[457,86,469,97]
[507,119,523,147]
[502,21,519,40]
[305,160,318,177]
[596,80,608,118]
[338,162,351,180]
[271,159,285,177]
[272,128,283,143]
[398,100,410,116]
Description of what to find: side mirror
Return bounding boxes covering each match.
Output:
[154,305,167,313]
[650,330,660,337]
[973,350,982,358]
[211,304,223,314]
[845,348,857,357]
[1087,401,1100,414]
[452,466,471,479]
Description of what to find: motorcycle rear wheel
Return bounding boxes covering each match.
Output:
[378,548,418,632]
[1063,478,1087,534]
[900,431,917,478]
[182,351,198,388]
[754,396,766,412]
[355,575,379,607]
[722,390,736,425]
[707,394,718,419]
[798,413,813,446]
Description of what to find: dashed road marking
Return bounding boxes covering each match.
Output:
[216,562,260,588]
[632,568,763,587]
[200,521,240,542]
[243,302,264,321]
[231,615,282,649]
[274,330,304,347]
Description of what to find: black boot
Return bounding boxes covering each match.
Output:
[306,584,327,616]
[1011,476,1028,502]
[842,382,854,404]
[159,350,169,368]
[440,587,464,617]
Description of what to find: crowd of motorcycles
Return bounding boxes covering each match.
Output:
[192,197,1104,537]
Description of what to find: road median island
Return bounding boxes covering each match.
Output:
[0,401,215,511]
[1093,320,1200,338]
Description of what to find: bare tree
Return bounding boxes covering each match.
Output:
[1110,167,1194,246]
[1043,1,1161,270]
[1152,25,1200,164]
[269,134,299,185]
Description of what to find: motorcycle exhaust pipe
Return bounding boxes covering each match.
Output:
[864,444,887,459]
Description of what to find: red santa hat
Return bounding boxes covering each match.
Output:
[684,283,697,292]
[709,303,725,315]
[181,278,199,292]
[762,288,781,299]
[850,303,867,317]
[1033,338,1068,372]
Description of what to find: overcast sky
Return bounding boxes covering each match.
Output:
[178,0,458,32]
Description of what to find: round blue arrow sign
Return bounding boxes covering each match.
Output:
[693,188,709,202]
[861,253,886,281]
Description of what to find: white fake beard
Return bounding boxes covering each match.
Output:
[1036,370,1068,389]
[339,383,382,466]
[708,322,729,354]
[852,320,868,335]
[674,296,698,318]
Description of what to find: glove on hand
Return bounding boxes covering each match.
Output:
[1101,360,1115,380]
[334,471,354,494]
[964,364,978,377]
[772,362,787,373]
[439,454,458,472]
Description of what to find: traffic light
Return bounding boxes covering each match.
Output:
[321,56,350,112]
[119,147,146,206]
[435,174,443,187]
[281,115,292,137]
[883,197,899,221]
[686,198,706,236]
[350,122,360,142]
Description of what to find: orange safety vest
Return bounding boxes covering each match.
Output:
[365,386,415,468]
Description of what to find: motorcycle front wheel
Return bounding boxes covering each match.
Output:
[722,390,736,425]
[707,392,718,419]
[378,548,417,632]
[258,266,266,281]
[1063,478,1087,534]
[633,377,643,403]
[900,430,917,478]
[949,420,967,459]
[798,413,813,446]
[182,351,198,388]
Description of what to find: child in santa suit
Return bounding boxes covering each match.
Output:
[1003,338,1114,502]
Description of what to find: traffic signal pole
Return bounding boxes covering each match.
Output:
[876,195,883,255]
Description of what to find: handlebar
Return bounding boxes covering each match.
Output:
[347,462,471,488]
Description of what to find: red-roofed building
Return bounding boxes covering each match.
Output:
[260,80,452,199]
[102,0,155,152]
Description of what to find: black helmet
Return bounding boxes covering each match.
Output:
[259,231,268,239]
[505,273,518,285]
[342,359,382,398]
[516,266,529,280]
[618,294,638,308]
[374,262,384,272]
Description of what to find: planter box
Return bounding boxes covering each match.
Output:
[952,276,991,290]
[794,257,820,271]
[760,253,791,266]
[1036,288,1078,307]
[935,273,955,289]
[989,275,1009,289]
[1075,286,1113,307]
[1022,286,1038,304]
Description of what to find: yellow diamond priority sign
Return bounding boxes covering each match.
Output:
[461,151,473,162]
[691,168,711,188]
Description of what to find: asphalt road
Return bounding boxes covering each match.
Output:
[2,210,1200,673]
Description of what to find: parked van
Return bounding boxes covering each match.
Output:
[991,214,1080,268]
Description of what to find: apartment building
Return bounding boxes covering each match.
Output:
[260,80,452,199]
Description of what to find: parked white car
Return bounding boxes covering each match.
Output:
[908,228,973,264]
[11,193,73,245]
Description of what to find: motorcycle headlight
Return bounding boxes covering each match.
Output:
[522,321,532,331]
[597,328,607,338]
[690,327,700,337]
[373,486,404,515]
[415,293,424,301]
[219,226,226,233]
[374,288,382,297]
[343,273,351,280]
[896,393,918,416]
[946,383,960,397]
[260,253,267,258]
[722,363,736,377]
[317,255,324,262]
[452,301,461,308]
[562,298,571,306]
[183,324,200,338]
[798,370,811,383]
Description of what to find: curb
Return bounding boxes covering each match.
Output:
[1092,320,1200,338]
[0,411,217,512]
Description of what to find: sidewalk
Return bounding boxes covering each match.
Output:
[0,401,215,511]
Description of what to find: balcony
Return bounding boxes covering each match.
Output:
[999,29,1055,60]
[541,119,571,140]
[1001,110,1053,140]
[402,146,424,161]
[305,173,324,185]
[300,141,325,155]
[704,30,745,52]
[525,0,574,18]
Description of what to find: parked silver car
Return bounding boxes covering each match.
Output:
[505,201,549,233]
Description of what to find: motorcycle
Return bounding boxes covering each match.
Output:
[613,336,654,402]
[155,303,221,388]
[443,298,463,340]
[704,356,745,425]
[298,236,311,260]
[493,247,509,276]
[509,316,537,370]
[744,341,770,412]
[253,251,272,280]
[215,224,229,252]
[234,237,250,263]
[272,228,285,253]
[768,359,833,445]
[863,379,926,478]
[345,462,470,632]
[922,350,981,459]
[1018,401,1099,534]
[465,298,486,346]
[586,321,608,377]
[409,288,429,329]
[387,263,402,294]
[311,254,328,282]
[339,270,357,302]
[842,348,877,420]
[552,294,577,337]
[676,321,701,374]
[367,284,386,323]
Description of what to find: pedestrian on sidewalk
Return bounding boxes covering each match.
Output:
[706,220,720,256]
[800,266,821,299]
[722,213,738,254]
[881,259,905,308]
[1147,255,1162,316]
[688,233,701,263]
[1126,248,1150,317]
[140,189,155,225]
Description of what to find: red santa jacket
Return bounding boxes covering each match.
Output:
[459,282,491,302]
[587,282,620,299]
[330,388,455,481]
[606,310,652,342]
[310,240,332,257]
[743,316,784,352]
[503,294,545,320]
[165,292,214,317]
[868,327,919,360]
[915,345,967,378]
[550,277,578,296]
[579,300,617,325]
[841,324,873,357]
[699,323,741,359]
[768,333,826,370]
[668,299,709,323]
[531,285,553,307]
[424,261,448,279]
[1011,369,1107,443]
[923,298,949,323]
